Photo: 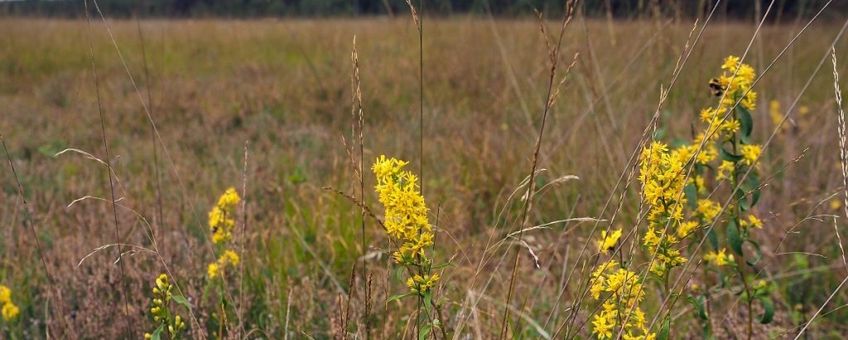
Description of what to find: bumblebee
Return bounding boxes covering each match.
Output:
[708,78,725,97]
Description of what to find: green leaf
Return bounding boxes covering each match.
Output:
[151,325,164,340]
[736,106,754,141]
[738,191,751,211]
[684,183,698,210]
[687,295,708,320]
[745,173,761,207]
[418,323,432,340]
[707,228,719,250]
[720,148,743,162]
[758,296,775,324]
[658,318,671,340]
[431,262,453,270]
[745,239,763,266]
[38,140,66,158]
[653,127,667,140]
[387,292,413,303]
[423,292,433,314]
[172,295,192,309]
[727,220,743,255]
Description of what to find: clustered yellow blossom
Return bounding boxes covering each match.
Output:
[696,199,721,222]
[740,144,762,166]
[372,155,439,295]
[209,187,240,244]
[714,55,758,111]
[769,100,790,133]
[704,248,735,267]
[207,188,242,280]
[596,229,623,254]
[741,214,763,229]
[208,250,241,279]
[770,99,812,133]
[406,274,440,295]
[716,160,735,180]
[0,285,19,321]
[638,142,694,276]
[589,260,655,340]
[639,56,768,276]
[706,57,764,167]
[145,274,186,339]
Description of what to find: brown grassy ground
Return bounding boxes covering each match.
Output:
[1,16,848,338]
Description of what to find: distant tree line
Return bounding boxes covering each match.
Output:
[0,0,842,21]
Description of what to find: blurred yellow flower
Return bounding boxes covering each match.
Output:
[704,248,734,267]
[1,302,19,321]
[596,229,622,254]
[740,144,762,166]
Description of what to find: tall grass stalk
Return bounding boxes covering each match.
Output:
[498,2,577,338]
[83,0,134,336]
[831,46,848,272]
[349,35,371,338]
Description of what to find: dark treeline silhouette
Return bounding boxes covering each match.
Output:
[0,0,842,21]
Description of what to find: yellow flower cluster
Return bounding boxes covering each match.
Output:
[589,260,655,340]
[741,214,763,229]
[715,55,758,111]
[740,144,762,166]
[716,160,735,180]
[209,187,240,244]
[704,248,734,267]
[373,156,433,264]
[372,155,438,295]
[145,274,186,339]
[596,229,622,254]
[406,274,440,295]
[638,142,693,276]
[0,285,19,321]
[207,188,241,280]
[770,99,811,134]
[696,57,767,266]
[208,250,240,279]
[638,56,766,276]
[639,142,687,221]
[768,100,790,133]
[696,199,721,221]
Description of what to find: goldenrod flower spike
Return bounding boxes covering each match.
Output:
[206,188,242,280]
[589,260,655,340]
[146,274,186,339]
[372,155,439,295]
[209,187,240,245]
[0,284,19,321]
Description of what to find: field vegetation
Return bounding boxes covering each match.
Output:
[1,5,848,338]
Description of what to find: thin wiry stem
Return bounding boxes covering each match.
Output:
[499,2,578,338]
[238,141,249,337]
[88,0,219,289]
[418,0,424,193]
[831,46,848,272]
[83,0,134,336]
[350,35,370,339]
[402,1,422,335]
[135,14,165,267]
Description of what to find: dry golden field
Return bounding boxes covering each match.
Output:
[1,13,848,339]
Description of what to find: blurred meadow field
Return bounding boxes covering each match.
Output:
[1,12,848,339]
